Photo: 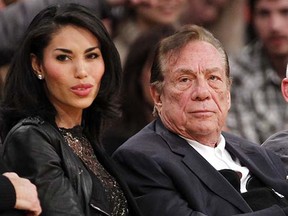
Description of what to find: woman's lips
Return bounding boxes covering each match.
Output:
[71,84,93,97]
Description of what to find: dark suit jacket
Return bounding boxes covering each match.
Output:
[113,118,288,216]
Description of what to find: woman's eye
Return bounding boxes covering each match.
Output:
[87,53,99,59]
[56,55,69,61]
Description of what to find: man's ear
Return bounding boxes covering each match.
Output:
[30,54,44,77]
[227,91,231,111]
[281,78,288,102]
[150,85,162,111]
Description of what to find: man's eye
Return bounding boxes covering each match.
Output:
[56,55,69,61]
[209,75,219,81]
[256,10,270,18]
[180,77,190,82]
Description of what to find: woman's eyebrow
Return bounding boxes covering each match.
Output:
[54,46,99,54]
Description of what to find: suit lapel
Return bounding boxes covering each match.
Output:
[224,133,288,198]
[154,120,252,212]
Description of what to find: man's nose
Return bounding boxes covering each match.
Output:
[269,14,284,31]
[191,79,210,101]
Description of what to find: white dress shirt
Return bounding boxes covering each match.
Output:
[182,134,250,193]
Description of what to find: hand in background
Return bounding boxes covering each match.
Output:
[3,172,42,216]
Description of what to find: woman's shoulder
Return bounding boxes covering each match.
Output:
[10,116,55,131]
[4,116,62,147]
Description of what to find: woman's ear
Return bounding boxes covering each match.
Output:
[31,54,44,79]
[281,78,288,102]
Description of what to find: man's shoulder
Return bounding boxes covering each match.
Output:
[117,121,166,149]
[262,130,288,153]
[222,131,258,144]
[222,131,262,151]
[114,119,178,157]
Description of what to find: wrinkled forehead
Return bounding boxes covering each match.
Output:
[162,41,226,72]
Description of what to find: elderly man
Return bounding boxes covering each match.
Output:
[113,25,288,215]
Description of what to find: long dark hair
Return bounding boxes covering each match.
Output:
[0,3,122,142]
[121,25,176,129]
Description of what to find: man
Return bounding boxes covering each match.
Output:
[226,0,288,143]
[262,65,288,171]
[0,157,41,215]
[113,25,288,215]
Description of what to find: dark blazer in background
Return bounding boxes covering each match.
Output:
[113,118,288,216]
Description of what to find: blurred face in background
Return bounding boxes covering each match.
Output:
[180,0,230,26]
[135,0,186,29]
[141,60,154,106]
[254,0,288,57]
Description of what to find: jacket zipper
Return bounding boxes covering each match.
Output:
[90,203,110,216]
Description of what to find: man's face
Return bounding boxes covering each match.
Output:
[254,0,288,57]
[151,40,231,146]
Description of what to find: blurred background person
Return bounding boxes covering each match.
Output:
[112,0,186,65]
[180,0,247,56]
[226,0,288,143]
[0,0,111,67]
[0,0,19,9]
[102,25,176,155]
[262,64,288,171]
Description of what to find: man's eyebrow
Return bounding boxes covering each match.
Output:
[174,67,222,74]
[174,68,194,74]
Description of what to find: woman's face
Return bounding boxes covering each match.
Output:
[31,25,105,119]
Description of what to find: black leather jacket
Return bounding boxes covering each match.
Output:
[1,117,142,216]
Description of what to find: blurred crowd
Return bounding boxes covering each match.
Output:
[2,1,288,215]
[1,0,288,153]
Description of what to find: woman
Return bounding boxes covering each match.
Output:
[0,3,141,216]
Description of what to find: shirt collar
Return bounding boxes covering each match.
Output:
[180,134,225,152]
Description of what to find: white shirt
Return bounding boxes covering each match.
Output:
[182,134,250,193]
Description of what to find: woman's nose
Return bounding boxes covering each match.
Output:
[74,61,88,78]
